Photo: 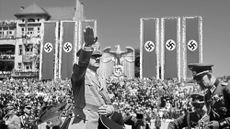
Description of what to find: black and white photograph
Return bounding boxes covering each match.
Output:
[0,0,230,129]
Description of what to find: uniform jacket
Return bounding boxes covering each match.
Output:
[70,48,117,129]
[167,109,206,129]
[205,80,230,127]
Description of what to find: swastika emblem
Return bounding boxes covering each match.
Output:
[187,40,198,51]
[44,42,53,53]
[144,41,155,52]
[165,39,176,51]
[63,42,72,53]
[113,65,124,77]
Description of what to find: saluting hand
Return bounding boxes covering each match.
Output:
[84,27,98,47]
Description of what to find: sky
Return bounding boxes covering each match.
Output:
[0,0,230,77]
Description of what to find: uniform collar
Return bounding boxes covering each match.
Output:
[87,68,97,77]
[210,85,216,94]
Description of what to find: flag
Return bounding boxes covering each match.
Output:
[140,18,160,79]
[182,16,203,80]
[40,21,58,80]
[59,21,77,79]
[161,17,181,80]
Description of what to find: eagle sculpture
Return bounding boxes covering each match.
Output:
[103,45,133,65]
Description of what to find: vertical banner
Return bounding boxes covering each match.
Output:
[123,47,135,78]
[39,21,58,80]
[140,18,160,79]
[79,20,97,48]
[59,21,77,79]
[182,16,203,80]
[161,17,181,80]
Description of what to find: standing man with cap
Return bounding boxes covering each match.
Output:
[188,63,230,129]
[68,27,124,129]
[167,93,207,129]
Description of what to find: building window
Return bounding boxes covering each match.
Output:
[28,28,34,31]
[37,27,40,33]
[19,45,23,55]
[3,27,8,30]
[21,27,25,35]
[28,18,35,22]
[36,63,39,69]
[27,27,34,35]
[37,19,40,22]
[0,31,3,38]
[22,19,25,22]
[25,44,33,52]
[18,63,22,69]
[24,62,32,70]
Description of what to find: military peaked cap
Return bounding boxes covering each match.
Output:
[190,93,204,104]
[188,63,213,80]
[76,48,102,57]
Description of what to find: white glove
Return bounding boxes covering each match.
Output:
[98,105,114,116]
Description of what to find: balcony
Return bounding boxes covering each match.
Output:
[0,54,15,61]
[11,71,39,78]
[0,71,11,79]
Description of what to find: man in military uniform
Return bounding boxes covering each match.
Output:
[167,93,207,129]
[69,27,124,129]
[21,105,37,129]
[188,63,230,129]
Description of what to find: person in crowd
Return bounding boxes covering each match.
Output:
[155,114,161,129]
[21,105,37,129]
[3,103,21,129]
[188,63,230,129]
[0,106,8,129]
[68,27,124,129]
[167,93,207,129]
[124,111,150,129]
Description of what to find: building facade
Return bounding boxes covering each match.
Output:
[0,0,84,79]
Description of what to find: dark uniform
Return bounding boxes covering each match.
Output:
[21,114,36,129]
[188,63,230,129]
[21,105,37,129]
[167,93,207,129]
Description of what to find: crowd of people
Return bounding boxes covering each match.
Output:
[0,76,200,129]
[0,78,73,129]
[107,77,200,120]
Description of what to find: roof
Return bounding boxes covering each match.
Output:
[14,3,50,17]
[14,3,76,20]
[45,7,75,20]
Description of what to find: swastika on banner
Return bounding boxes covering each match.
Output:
[144,41,155,52]
[165,39,176,51]
[44,42,53,53]
[63,42,72,53]
[187,40,198,51]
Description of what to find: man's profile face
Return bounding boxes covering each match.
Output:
[89,55,101,68]
[196,75,211,90]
